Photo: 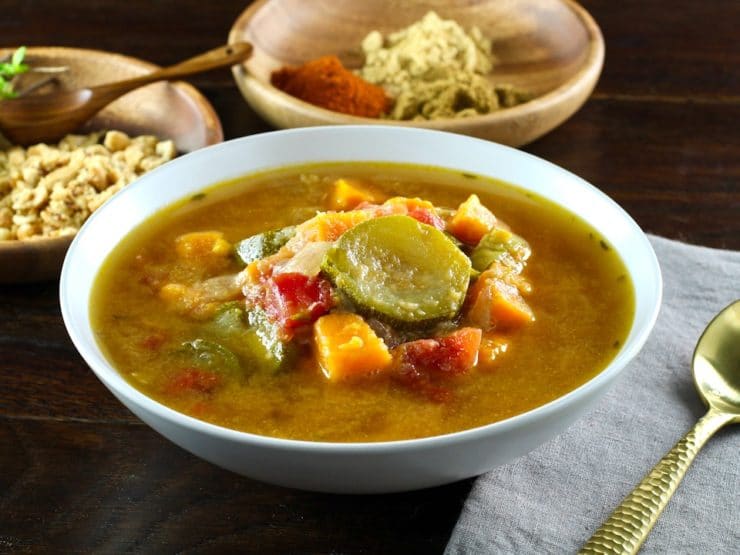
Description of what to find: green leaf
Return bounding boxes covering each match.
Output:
[0,46,30,99]
[11,46,26,67]
[0,76,18,100]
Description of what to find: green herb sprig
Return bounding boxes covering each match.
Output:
[0,46,30,99]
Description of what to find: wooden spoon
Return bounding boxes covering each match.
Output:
[0,42,252,146]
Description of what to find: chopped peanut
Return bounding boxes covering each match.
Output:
[0,130,176,240]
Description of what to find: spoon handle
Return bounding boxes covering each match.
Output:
[579,408,734,554]
[89,42,252,101]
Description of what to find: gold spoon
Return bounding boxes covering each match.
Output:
[580,299,740,554]
[0,42,252,146]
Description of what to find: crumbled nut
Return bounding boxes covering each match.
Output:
[0,130,177,240]
[124,144,145,169]
[103,130,131,152]
[155,140,176,160]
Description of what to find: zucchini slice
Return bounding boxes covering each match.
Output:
[176,338,241,374]
[234,225,296,266]
[321,215,470,325]
[246,307,296,373]
[471,229,531,273]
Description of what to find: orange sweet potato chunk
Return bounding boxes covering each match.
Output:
[466,273,535,330]
[328,178,385,210]
[286,210,372,252]
[447,194,498,245]
[175,231,231,260]
[314,313,392,381]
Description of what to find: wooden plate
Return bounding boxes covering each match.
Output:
[228,0,603,146]
[0,46,223,283]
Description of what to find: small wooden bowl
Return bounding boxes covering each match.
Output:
[0,46,223,283]
[228,0,603,146]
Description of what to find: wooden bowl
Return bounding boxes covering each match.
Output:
[0,46,223,283]
[228,0,603,146]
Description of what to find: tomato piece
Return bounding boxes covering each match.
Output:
[407,207,445,230]
[140,332,168,351]
[263,272,334,332]
[168,368,221,394]
[396,328,482,376]
[392,328,482,402]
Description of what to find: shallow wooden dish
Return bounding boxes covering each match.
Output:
[0,46,223,283]
[228,0,603,146]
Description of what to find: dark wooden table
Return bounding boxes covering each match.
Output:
[1,1,738,553]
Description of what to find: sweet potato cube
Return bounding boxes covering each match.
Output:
[175,231,231,259]
[286,210,372,252]
[466,274,535,330]
[314,313,392,381]
[447,194,498,244]
[328,178,384,210]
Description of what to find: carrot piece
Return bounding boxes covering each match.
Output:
[314,313,392,381]
[175,231,232,259]
[466,272,535,330]
[286,210,372,252]
[328,178,385,210]
[447,194,499,244]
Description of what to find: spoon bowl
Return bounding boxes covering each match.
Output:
[693,301,740,416]
[582,299,740,554]
[0,43,252,146]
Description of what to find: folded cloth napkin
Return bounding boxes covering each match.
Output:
[445,235,740,554]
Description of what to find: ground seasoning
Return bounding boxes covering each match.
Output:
[358,11,530,121]
[271,55,391,118]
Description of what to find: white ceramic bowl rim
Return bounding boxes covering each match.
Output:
[60,125,662,454]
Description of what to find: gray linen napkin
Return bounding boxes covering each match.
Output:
[446,235,740,554]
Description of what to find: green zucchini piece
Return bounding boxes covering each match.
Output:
[177,338,241,374]
[210,303,248,336]
[247,307,296,373]
[234,225,296,265]
[471,229,531,273]
[202,303,291,374]
[321,215,471,325]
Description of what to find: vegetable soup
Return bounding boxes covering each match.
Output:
[91,163,635,442]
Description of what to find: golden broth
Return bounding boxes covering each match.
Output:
[91,163,635,442]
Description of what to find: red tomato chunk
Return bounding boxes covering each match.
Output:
[263,272,334,332]
[168,368,221,394]
[396,328,482,377]
[407,207,446,230]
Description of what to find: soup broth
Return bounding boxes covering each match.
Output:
[91,163,634,442]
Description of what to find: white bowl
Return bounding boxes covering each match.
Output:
[60,126,661,493]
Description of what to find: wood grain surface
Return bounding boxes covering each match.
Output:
[1,1,738,553]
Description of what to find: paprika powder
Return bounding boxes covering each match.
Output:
[271,55,391,118]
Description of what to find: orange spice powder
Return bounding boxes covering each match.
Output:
[271,55,391,118]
